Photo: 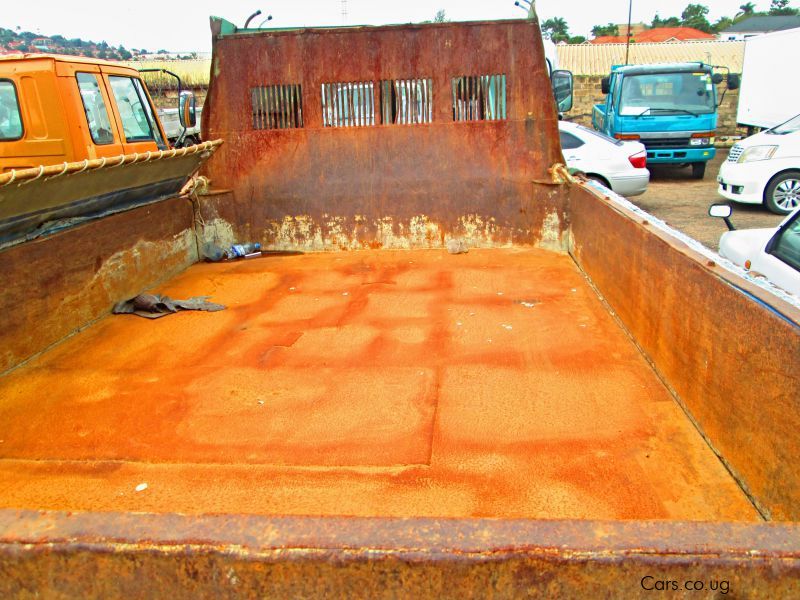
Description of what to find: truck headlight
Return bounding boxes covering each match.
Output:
[738,145,778,162]
[690,132,715,146]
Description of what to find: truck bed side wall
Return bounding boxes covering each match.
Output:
[0,198,197,374]
[569,185,800,521]
[202,20,568,250]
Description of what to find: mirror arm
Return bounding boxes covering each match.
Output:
[138,68,187,147]
[723,216,735,231]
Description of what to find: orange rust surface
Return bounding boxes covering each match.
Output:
[0,249,757,520]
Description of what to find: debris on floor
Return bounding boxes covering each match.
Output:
[446,238,469,254]
[113,294,225,319]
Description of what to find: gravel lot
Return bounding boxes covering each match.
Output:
[629,148,785,250]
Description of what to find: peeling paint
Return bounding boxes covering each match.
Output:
[538,210,568,252]
[199,217,237,250]
[252,214,531,252]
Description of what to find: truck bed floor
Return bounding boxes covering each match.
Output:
[0,249,758,520]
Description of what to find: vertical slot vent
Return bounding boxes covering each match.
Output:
[452,74,507,122]
[251,84,303,130]
[380,78,433,125]
[321,81,376,127]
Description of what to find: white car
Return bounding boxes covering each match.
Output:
[717,113,800,215]
[710,204,800,297]
[559,121,649,197]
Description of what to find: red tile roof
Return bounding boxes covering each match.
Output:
[591,27,715,44]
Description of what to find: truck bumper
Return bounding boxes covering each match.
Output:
[645,146,715,164]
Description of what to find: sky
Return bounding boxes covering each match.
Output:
[1,1,784,53]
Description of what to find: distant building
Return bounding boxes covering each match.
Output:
[591,27,715,44]
[32,37,53,51]
[720,15,800,41]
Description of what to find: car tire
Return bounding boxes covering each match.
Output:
[691,162,706,179]
[764,170,800,215]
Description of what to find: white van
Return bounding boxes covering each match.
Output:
[717,114,800,215]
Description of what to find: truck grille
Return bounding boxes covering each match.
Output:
[641,137,690,149]
[728,144,744,162]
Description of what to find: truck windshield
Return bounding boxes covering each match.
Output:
[618,72,715,116]
[0,80,23,141]
[108,75,166,147]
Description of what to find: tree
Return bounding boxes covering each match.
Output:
[591,23,619,37]
[541,17,570,43]
[568,35,587,44]
[434,9,448,23]
[737,2,756,16]
[769,0,799,15]
[652,14,681,28]
[681,3,712,32]
[713,16,734,32]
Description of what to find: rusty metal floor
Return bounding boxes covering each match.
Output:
[0,249,758,520]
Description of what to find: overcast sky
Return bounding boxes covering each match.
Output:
[2,1,782,52]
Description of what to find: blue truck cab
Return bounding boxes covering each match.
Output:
[593,63,739,179]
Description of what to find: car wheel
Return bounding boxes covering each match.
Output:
[691,162,706,179]
[764,170,800,215]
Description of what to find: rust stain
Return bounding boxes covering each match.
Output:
[202,19,567,250]
[0,249,757,522]
[569,183,800,522]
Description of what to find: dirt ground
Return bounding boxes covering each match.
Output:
[630,148,785,250]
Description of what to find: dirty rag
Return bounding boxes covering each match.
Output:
[113,294,225,319]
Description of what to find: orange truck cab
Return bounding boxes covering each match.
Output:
[0,54,190,172]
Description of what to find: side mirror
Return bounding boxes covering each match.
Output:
[711,73,723,85]
[709,203,735,230]
[551,69,574,113]
[179,91,197,128]
[601,77,610,95]
[727,73,741,91]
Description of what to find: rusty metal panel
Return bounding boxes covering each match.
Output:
[202,20,565,250]
[569,183,800,522]
[0,198,197,374]
[0,510,798,598]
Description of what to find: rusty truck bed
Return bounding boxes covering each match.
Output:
[0,248,757,521]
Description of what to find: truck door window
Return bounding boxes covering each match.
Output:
[108,75,166,147]
[769,213,800,271]
[76,73,115,145]
[0,80,24,141]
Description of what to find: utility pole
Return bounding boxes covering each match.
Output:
[341,0,348,24]
[624,0,633,65]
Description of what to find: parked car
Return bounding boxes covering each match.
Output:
[559,120,649,196]
[717,113,800,215]
[709,203,800,296]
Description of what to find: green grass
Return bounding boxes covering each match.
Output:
[124,59,211,89]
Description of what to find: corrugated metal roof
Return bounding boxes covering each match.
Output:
[557,40,744,75]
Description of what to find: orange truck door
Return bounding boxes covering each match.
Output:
[55,61,126,160]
